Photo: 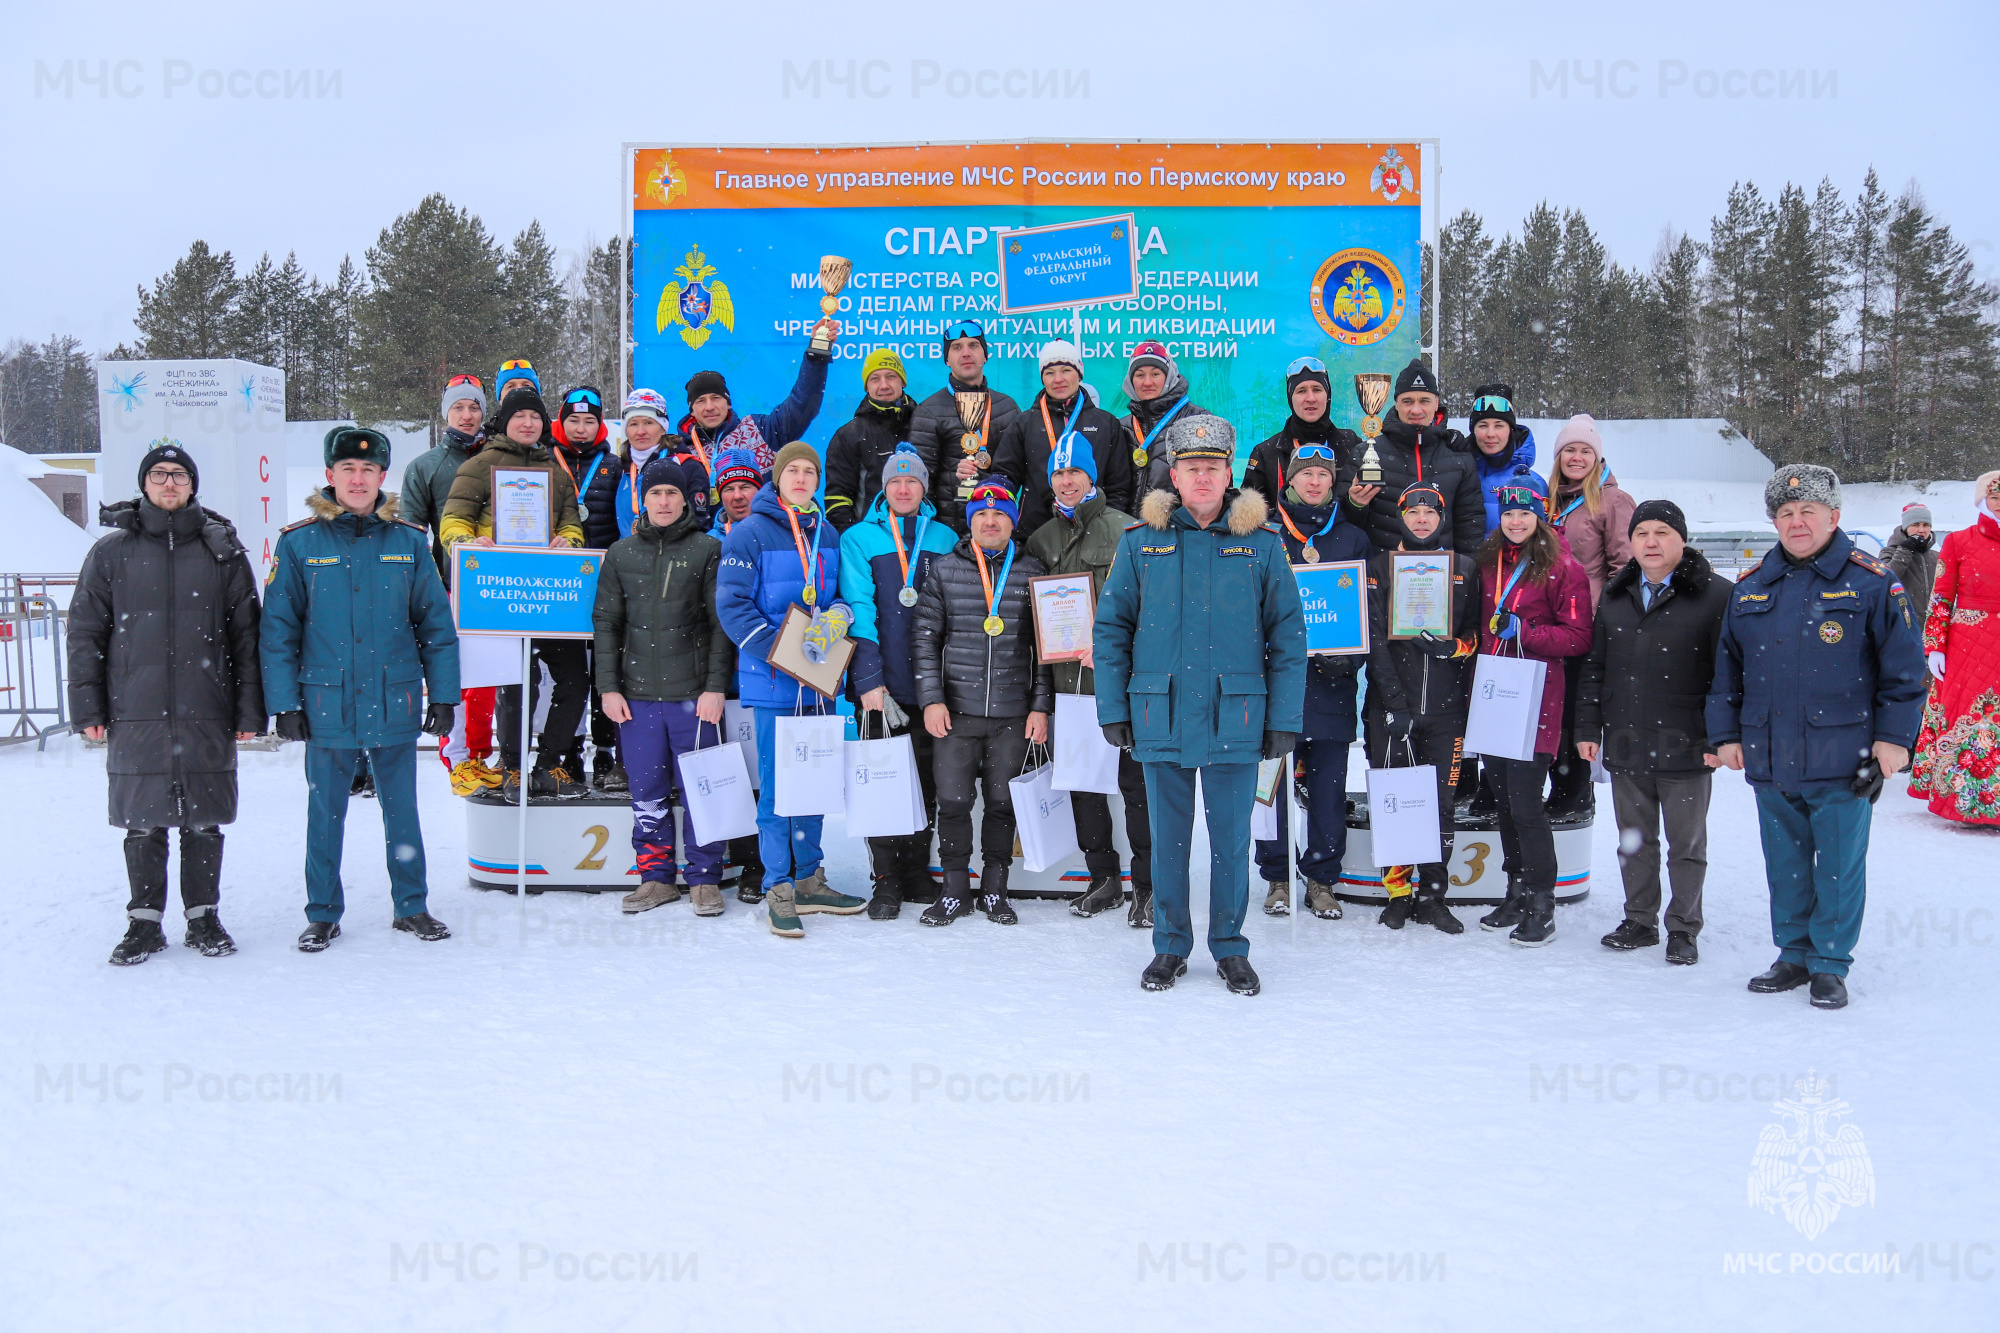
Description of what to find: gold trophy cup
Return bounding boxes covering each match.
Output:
[810,255,851,353]
[954,391,990,501]
[1354,372,1391,484]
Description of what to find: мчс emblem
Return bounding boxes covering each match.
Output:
[657,244,735,350]
[1748,1072,1873,1241]
[1310,249,1406,346]
[1819,620,1844,644]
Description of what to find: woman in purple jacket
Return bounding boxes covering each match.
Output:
[1472,475,1593,947]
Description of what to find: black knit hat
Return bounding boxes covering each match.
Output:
[138,441,198,494]
[1393,358,1440,398]
[685,370,729,405]
[1629,499,1689,541]
[637,453,691,503]
[324,425,391,468]
[557,385,604,423]
[1286,359,1332,404]
[1468,382,1517,429]
[495,387,548,433]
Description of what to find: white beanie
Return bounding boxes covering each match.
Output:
[1038,340,1082,375]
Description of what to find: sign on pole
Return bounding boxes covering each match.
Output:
[452,546,604,639]
[996,214,1138,314]
[1292,559,1370,656]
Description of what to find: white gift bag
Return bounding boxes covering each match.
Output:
[1010,751,1080,874]
[843,722,925,839]
[1463,653,1548,762]
[1052,692,1122,794]
[772,713,845,816]
[1250,758,1282,840]
[677,730,759,845]
[1367,764,1442,867]
[724,700,760,788]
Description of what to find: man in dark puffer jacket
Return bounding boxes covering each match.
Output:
[823,348,920,532]
[70,443,266,964]
[1354,359,1484,554]
[913,481,1054,926]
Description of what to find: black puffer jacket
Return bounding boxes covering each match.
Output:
[990,390,1134,539]
[1240,418,1361,509]
[1575,546,1731,774]
[68,499,265,829]
[552,432,624,551]
[1363,545,1481,720]
[907,377,1021,530]
[591,506,734,702]
[823,394,917,532]
[1356,415,1484,553]
[912,536,1054,718]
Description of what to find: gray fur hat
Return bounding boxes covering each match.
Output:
[1765,463,1841,518]
[1162,414,1235,464]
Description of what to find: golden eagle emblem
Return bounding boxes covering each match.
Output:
[657,244,735,350]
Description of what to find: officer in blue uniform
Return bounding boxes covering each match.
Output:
[1094,417,1307,997]
[1706,464,1925,1009]
[261,427,461,952]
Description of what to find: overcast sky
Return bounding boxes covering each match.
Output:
[8,0,1996,353]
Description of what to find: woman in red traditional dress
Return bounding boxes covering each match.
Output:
[1908,470,2000,825]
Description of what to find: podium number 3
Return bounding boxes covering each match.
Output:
[577,825,610,870]
[1450,841,1490,887]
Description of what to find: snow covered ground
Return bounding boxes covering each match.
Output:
[5,733,1995,1330]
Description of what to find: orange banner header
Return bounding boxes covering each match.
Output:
[632,141,1424,212]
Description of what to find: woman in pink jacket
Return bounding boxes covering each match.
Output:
[1544,414,1635,820]
[1474,473,1594,947]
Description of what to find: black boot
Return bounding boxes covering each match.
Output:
[1601,920,1660,950]
[1748,960,1810,993]
[898,838,939,904]
[110,918,168,966]
[1509,887,1556,947]
[183,911,236,956]
[1479,875,1528,932]
[1412,884,1465,935]
[978,863,1017,924]
[1379,894,1415,930]
[1216,955,1261,996]
[1141,953,1187,991]
[1127,886,1154,929]
[1070,871,1124,918]
[921,869,974,927]
[1665,931,1699,965]
[865,841,903,920]
[1808,973,1849,1009]
[297,921,341,952]
[393,912,451,941]
[1544,753,1594,822]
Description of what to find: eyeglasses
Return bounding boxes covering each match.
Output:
[944,320,985,342]
[1292,444,1339,463]
[1286,356,1328,376]
[1472,395,1513,414]
[146,469,192,486]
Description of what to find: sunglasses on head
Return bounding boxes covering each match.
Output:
[945,320,985,341]
[1472,395,1513,414]
[1286,356,1328,376]
[446,374,483,389]
[565,389,602,409]
[500,360,533,372]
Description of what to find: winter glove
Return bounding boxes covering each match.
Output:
[1101,721,1134,751]
[880,693,910,731]
[422,703,456,737]
[274,710,310,743]
[800,606,853,666]
[1927,651,1946,681]
[1850,755,1886,805]
[1417,630,1459,658]
[1262,730,1298,761]
[1489,612,1522,642]
[1384,711,1415,743]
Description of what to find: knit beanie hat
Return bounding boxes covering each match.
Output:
[324,425,391,468]
[1163,415,1234,463]
[772,440,821,485]
[882,443,930,490]
[558,385,604,423]
[1399,480,1446,514]
[440,375,486,421]
[1393,358,1440,398]
[862,347,908,386]
[1899,502,1933,529]
[138,440,198,494]
[1287,440,1339,480]
[685,369,730,405]
[1495,468,1549,518]
[1038,339,1083,376]
[1047,430,1098,484]
[637,453,691,504]
[622,388,670,426]
[963,479,1019,526]
[1764,463,1841,519]
[712,448,764,492]
[494,359,539,397]
[1629,498,1689,541]
[495,387,548,433]
[1122,340,1179,399]
[1553,413,1603,458]
[1286,357,1332,404]
[1467,383,1516,429]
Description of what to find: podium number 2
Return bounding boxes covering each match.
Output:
[577,825,609,870]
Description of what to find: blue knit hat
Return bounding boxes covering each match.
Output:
[881,443,929,490]
[1495,467,1549,518]
[1046,429,1097,484]
[963,480,1019,526]
[712,447,763,492]
[494,359,540,398]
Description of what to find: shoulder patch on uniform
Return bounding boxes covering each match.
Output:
[305,555,340,566]
[1140,544,1175,555]
[1848,550,1890,576]
[1737,592,1769,602]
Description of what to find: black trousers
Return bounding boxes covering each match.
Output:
[933,713,1029,872]
[1545,657,1592,809]
[1488,754,1556,891]
[865,711,939,877]
[1365,712,1465,894]
[123,826,224,921]
[497,639,591,770]
[1072,747,1153,892]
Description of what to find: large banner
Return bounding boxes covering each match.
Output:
[626,141,1430,461]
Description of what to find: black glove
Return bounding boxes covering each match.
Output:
[1101,722,1134,751]
[1384,711,1415,743]
[1262,730,1298,760]
[1851,755,1885,804]
[422,702,456,737]
[1416,630,1459,658]
[274,710,310,743]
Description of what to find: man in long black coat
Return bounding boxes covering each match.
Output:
[69,443,266,964]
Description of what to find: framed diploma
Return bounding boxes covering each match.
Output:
[1028,572,1095,664]
[769,603,855,700]
[491,467,553,547]
[1290,559,1369,656]
[1388,553,1453,639]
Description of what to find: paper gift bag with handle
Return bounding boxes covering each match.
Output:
[676,725,759,845]
[1052,692,1121,795]
[1462,653,1547,762]
[772,712,845,816]
[843,713,925,838]
[1367,763,1442,867]
[1009,746,1080,874]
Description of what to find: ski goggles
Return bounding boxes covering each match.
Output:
[563,388,603,410]
[445,374,483,390]
[1291,444,1340,464]
[1285,356,1328,376]
[498,359,535,377]
[944,319,986,343]
[1471,394,1514,415]
[1495,484,1545,516]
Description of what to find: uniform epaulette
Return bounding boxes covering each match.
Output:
[1848,550,1890,577]
[279,517,316,533]
[396,519,428,534]
[1122,519,1145,531]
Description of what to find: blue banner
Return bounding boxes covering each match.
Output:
[998,214,1137,313]
[452,546,604,639]
[1292,559,1370,656]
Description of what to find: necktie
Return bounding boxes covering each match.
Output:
[1643,580,1664,610]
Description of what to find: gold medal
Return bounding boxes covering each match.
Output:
[983,615,1005,637]
[1132,447,1148,468]
[802,586,816,606]
[1299,545,1317,564]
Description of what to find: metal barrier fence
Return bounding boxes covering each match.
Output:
[1,573,75,748]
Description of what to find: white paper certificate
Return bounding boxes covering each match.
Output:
[1029,573,1095,664]
[491,467,552,547]
[1389,553,1453,639]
